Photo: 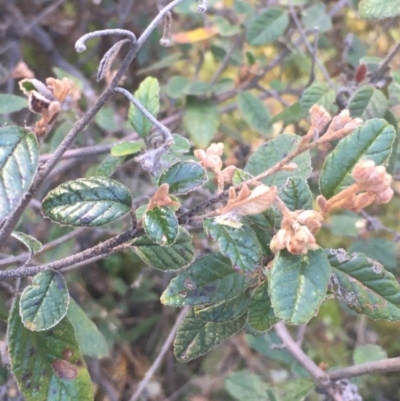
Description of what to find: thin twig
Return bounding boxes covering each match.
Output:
[328,356,400,381]
[370,41,400,82]
[128,306,189,401]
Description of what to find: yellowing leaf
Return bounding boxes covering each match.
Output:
[172,27,219,44]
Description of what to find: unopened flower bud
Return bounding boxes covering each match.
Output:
[352,160,376,183]
[375,187,394,204]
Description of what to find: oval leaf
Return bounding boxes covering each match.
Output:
[348,85,388,120]
[42,177,132,227]
[246,7,289,46]
[237,92,271,135]
[161,253,255,307]
[279,177,313,211]
[0,126,39,223]
[300,82,337,115]
[128,77,160,138]
[204,218,262,273]
[359,0,400,19]
[11,231,42,254]
[67,299,108,358]
[143,206,178,246]
[8,297,93,401]
[327,248,400,320]
[20,270,69,331]
[132,227,195,271]
[319,119,395,198]
[225,370,271,401]
[194,291,250,323]
[111,140,144,156]
[248,280,279,333]
[0,94,28,114]
[158,161,207,195]
[245,134,312,187]
[270,249,330,324]
[183,96,219,147]
[174,308,246,362]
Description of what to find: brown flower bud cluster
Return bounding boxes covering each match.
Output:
[318,160,393,215]
[215,184,277,227]
[19,77,73,137]
[194,143,237,192]
[146,183,181,211]
[270,204,324,255]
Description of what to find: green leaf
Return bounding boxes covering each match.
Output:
[11,231,42,254]
[359,0,400,19]
[349,238,397,273]
[160,253,255,307]
[271,102,303,126]
[0,126,39,223]
[42,177,132,227]
[204,218,262,273]
[279,178,313,211]
[248,280,279,333]
[128,77,160,138]
[174,308,246,361]
[328,249,400,320]
[383,109,398,175]
[0,94,28,114]
[245,134,312,187]
[143,206,178,246]
[8,298,93,401]
[270,249,330,324]
[302,3,332,33]
[94,107,118,132]
[67,299,108,358]
[300,82,337,115]
[348,85,388,120]
[133,227,195,271]
[170,134,191,154]
[194,291,250,322]
[319,119,395,198]
[166,75,190,98]
[237,92,271,135]
[95,155,126,177]
[183,96,219,147]
[247,7,289,46]
[158,161,207,195]
[278,379,314,401]
[225,370,270,401]
[353,344,387,364]
[111,140,144,156]
[20,270,69,331]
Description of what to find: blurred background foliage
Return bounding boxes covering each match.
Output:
[1,0,400,400]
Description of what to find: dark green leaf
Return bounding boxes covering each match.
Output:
[319,119,395,198]
[300,82,337,115]
[20,270,69,331]
[328,248,400,320]
[384,109,398,175]
[160,253,255,307]
[132,227,195,271]
[111,140,144,156]
[143,206,178,246]
[225,370,270,401]
[353,344,387,364]
[8,297,93,401]
[270,249,330,324]
[245,134,312,187]
[247,8,289,46]
[359,0,400,19]
[42,177,132,227]
[158,161,207,195]
[194,291,250,322]
[174,308,246,361]
[67,299,108,358]
[0,94,28,114]
[279,178,313,211]
[0,126,39,223]
[248,280,278,333]
[128,77,160,138]
[183,96,219,147]
[271,102,304,126]
[170,134,191,154]
[348,85,388,120]
[11,231,42,254]
[204,218,262,273]
[238,92,271,135]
